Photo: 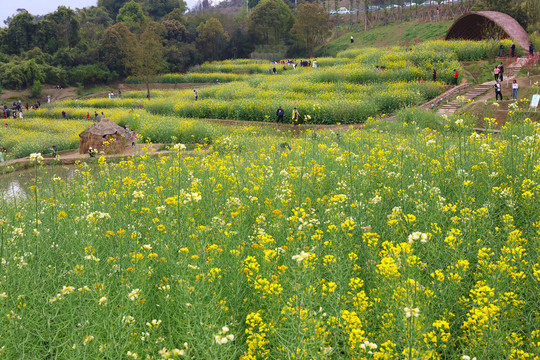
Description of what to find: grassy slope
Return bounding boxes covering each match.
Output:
[316,20,453,57]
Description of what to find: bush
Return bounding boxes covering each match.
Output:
[32,80,43,98]
[69,64,111,86]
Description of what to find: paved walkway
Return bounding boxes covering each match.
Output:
[436,57,529,115]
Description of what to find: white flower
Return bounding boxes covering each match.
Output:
[132,190,144,199]
[172,143,187,151]
[29,153,44,162]
[122,315,135,324]
[128,289,141,301]
[61,286,75,295]
[83,335,94,345]
[404,306,420,318]
[369,195,382,204]
[455,118,464,126]
[407,232,428,243]
[292,251,310,264]
[98,296,107,305]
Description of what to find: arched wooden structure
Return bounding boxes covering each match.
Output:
[445,11,531,49]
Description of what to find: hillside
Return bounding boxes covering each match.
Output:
[316,20,453,56]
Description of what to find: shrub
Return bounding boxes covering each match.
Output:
[31,80,43,98]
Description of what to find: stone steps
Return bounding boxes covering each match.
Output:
[436,57,527,116]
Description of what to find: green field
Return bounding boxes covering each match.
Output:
[316,21,454,57]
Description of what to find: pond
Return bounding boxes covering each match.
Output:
[0,166,77,202]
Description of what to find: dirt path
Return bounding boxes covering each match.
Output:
[197,118,366,130]
[1,143,165,169]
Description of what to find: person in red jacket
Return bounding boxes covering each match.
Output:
[453,69,459,86]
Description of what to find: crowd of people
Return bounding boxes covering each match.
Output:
[1,100,42,119]
[267,59,319,73]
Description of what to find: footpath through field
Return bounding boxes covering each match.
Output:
[0,143,165,170]
[436,57,529,115]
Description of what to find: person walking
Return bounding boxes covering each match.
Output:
[512,79,518,101]
[432,69,437,81]
[86,112,90,120]
[350,35,354,43]
[453,69,459,86]
[493,66,500,81]
[194,90,198,101]
[499,44,504,57]
[510,42,516,57]
[530,42,534,56]
[276,106,284,123]
[498,62,504,81]
[292,107,301,126]
[130,130,136,147]
[494,80,503,101]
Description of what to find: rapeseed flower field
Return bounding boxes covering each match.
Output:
[1,116,540,358]
[1,40,511,159]
[1,39,539,358]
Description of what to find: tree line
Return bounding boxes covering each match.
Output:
[0,0,331,91]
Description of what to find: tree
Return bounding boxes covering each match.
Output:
[248,0,294,45]
[3,8,28,26]
[34,19,59,54]
[142,0,187,19]
[77,6,114,61]
[32,80,43,98]
[248,0,262,10]
[164,8,186,23]
[46,6,80,48]
[471,0,528,27]
[196,17,230,61]
[5,11,36,54]
[116,1,146,33]
[291,3,331,56]
[164,42,201,73]
[100,22,137,77]
[98,0,130,19]
[162,19,188,45]
[126,22,166,99]
[363,0,371,31]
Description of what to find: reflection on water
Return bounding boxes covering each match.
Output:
[1,166,77,202]
[1,180,27,201]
